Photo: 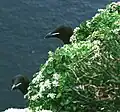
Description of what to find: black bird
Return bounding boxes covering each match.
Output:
[45,25,73,44]
[11,74,30,95]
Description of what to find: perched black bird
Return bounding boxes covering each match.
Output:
[45,25,73,44]
[11,74,30,95]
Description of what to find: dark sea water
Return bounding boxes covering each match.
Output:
[0,0,118,111]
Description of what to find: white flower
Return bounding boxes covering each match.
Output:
[40,110,52,112]
[70,35,77,42]
[44,79,51,89]
[73,27,80,33]
[91,40,102,59]
[45,60,49,66]
[38,92,43,98]
[92,40,101,51]
[45,57,53,66]
[39,82,45,93]
[32,71,44,83]
[112,29,119,34]
[47,93,56,99]
[93,13,100,19]
[52,80,59,87]
[76,85,85,90]
[86,21,91,28]
[70,27,80,42]
[98,9,104,12]
[53,73,60,80]
[38,71,44,79]
[31,94,39,101]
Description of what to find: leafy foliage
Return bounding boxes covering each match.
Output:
[26,2,120,112]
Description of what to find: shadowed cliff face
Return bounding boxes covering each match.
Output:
[0,0,118,111]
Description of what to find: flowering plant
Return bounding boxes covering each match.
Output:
[26,2,120,112]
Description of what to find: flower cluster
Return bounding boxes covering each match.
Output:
[70,27,80,43]
[29,72,61,106]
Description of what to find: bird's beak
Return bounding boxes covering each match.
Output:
[11,83,22,90]
[44,32,60,39]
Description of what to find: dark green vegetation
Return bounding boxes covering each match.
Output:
[26,2,120,112]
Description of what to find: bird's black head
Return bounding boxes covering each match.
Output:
[11,75,30,95]
[45,25,73,44]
